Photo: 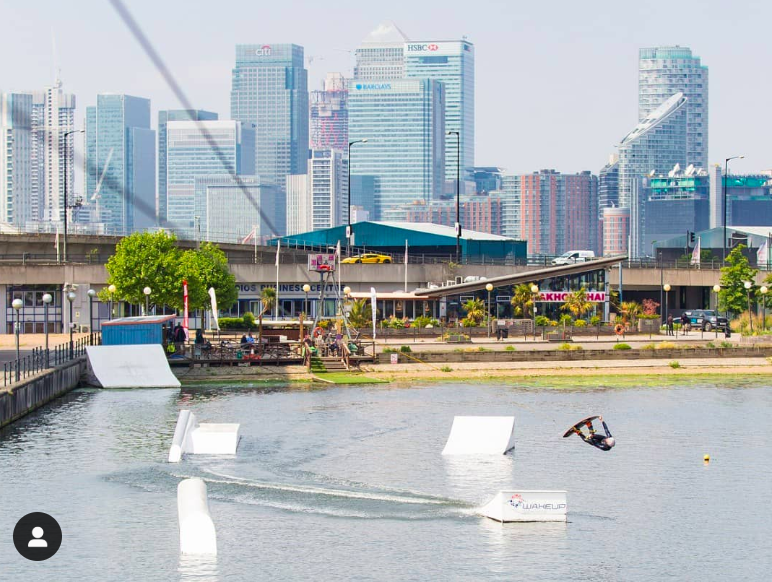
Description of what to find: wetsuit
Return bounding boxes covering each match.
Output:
[577,420,614,451]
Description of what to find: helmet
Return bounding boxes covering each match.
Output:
[604,437,615,448]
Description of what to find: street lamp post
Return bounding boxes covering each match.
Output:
[744,281,753,334]
[87,289,96,334]
[303,283,311,320]
[712,284,720,339]
[12,298,22,382]
[67,290,76,358]
[723,155,745,264]
[447,130,461,263]
[143,286,152,316]
[760,286,768,332]
[43,293,52,367]
[347,139,368,255]
[663,284,671,335]
[108,284,116,320]
[62,129,84,263]
[486,283,493,339]
[531,284,539,341]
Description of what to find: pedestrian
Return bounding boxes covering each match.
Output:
[680,312,690,335]
[667,314,674,336]
[173,323,187,355]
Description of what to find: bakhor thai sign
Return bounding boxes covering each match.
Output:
[537,291,606,302]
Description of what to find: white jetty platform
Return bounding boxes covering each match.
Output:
[441,416,516,455]
[169,410,240,463]
[86,345,181,388]
[481,490,567,522]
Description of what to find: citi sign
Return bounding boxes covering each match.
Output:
[255,45,272,56]
[407,43,439,52]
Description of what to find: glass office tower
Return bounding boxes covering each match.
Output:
[348,79,445,220]
[404,40,474,180]
[85,94,155,234]
[157,109,218,225]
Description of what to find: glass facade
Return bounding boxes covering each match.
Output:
[85,94,155,234]
[0,93,32,226]
[166,120,253,238]
[354,22,409,80]
[598,155,619,217]
[157,109,218,225]
[231,43,308,236]
[310,73,348,151]
[639,46,708,169]
[286,149,347,236]
[619,93,687,257]
[404,41,474,180]
[348,79,445,219]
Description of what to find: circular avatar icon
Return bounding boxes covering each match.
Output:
[13,512,62,561]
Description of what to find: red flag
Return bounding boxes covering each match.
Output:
[183,279,189,340]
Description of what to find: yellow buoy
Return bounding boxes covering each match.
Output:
[703,454,710,462]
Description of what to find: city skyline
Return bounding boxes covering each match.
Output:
[1,1,768,179]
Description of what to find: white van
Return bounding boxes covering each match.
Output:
[551,250,596,265]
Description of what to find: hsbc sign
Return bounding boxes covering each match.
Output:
[407,43,440,52]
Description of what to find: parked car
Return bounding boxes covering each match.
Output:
[342,253,392,264]
[551,250,596,265]
[683,309,728,332]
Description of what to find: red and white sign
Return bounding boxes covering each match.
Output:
[182,279,189,340]
[308,253,337,273]
[537,291,607,302]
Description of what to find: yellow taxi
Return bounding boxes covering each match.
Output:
[342,253,392,264]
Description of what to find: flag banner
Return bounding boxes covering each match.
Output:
[208,287,219,331]
[183,279,189,340]
[757,241,768,267]
[690,236,701,265]
[275,239,281,267]
[370,287,377,339]
[405,239,408,265]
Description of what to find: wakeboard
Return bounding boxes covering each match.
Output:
[563,415,599,438]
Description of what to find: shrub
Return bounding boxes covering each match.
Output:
[440,366,453,373]
[218,317,244,330]
[412,316,440,329]
[641,343,656,350]
[613,343,632,350]
[453,348,464,353]
[558,314,574,326]
[574,319,587,327]
[505,345,516,352]
[535,315,551,327]
[590,315,602,326]
[705,342,716,349]
[549,320,559,327]
[383,347,397,354]
[730,311,771,335]
[669,361,681,369]
[655,341,678,350]
[557,343,582,351]
[399,345,412,353]
[243,312,256,327]
[477,346,492,352]
[719,341,733,349]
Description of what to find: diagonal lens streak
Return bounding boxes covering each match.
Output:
[108,0,279,237]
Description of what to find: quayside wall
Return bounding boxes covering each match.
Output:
[0,358,87,428]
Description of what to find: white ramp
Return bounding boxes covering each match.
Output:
[481,490,567,523]
[441,416,516,455]
[178,478,217,555]
[86,345,181,388]
[169,410,240,463]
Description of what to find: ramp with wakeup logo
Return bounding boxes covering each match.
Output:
[480,490,567,522]
[86,345,181,388]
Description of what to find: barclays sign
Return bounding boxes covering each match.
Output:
[354,83,392,90]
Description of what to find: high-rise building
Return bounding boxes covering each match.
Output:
[497,174,521,240]
[564,172,599,253]
[31,81,75,225]
[709,165,772,229]
[85,94,155,234]
[166,120,254,238]
[354,22,409,80]
[348,79,445,220]
[639,46,708,169]
[310,73,348,151]
[0,93,32,226]
[195,175,279,243]
[286,149,348,235]
[618,92,688,257]
[230,43,308,224]
[474,167,505,195]
[157,109,218,225]
[602,207,629,256]
[598,154,619,213]
[395,194,503,236]
[404,40,474,181]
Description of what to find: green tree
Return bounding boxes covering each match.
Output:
[511,283,536,317]
[561,287,593,320]
[462,298,486,326]
[257,287,277,342]
[179,242,238,311]
[102,231,184,308]
[347,298,373,328]
[719,245,758,315]
[619,301,643,325]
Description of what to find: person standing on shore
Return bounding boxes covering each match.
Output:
[667,314,675,336]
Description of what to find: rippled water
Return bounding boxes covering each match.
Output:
[1,380,770,581]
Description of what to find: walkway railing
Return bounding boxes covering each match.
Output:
[3,333,101,387]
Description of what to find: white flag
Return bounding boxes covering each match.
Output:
[757,240,768,266]
[336,239,341,257]
[275,239,281,267]
[370,287,377,339]
[690,236,701,265]
[404,239,408,265]
[208,287,219,331]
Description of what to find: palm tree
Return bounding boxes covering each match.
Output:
[561,287,593,320]
[462,298,486,326]
[620,301,642,327]
[347,298,372,328]
[258,287,277,343]
[511,283,536,317]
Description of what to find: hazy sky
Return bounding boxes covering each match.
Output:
[2,0,769,177]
